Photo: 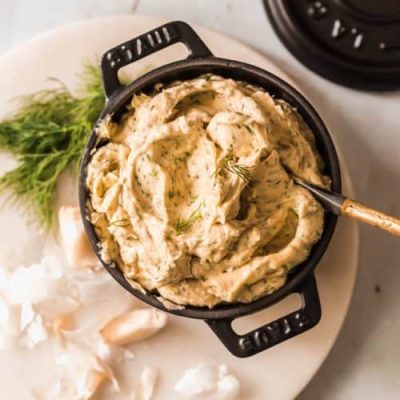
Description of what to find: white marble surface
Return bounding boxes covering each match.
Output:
[0,1,399,399]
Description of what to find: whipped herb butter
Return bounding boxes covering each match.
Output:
[87,74,329,308]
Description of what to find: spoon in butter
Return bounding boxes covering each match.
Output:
[293,176,400,237]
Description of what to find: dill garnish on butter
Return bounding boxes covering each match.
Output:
[215,155,252,183]
[175,203,203,235]
[110,218,130,228]
[243,124,255,136]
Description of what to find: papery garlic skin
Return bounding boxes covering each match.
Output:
[57,344,120,400]
[130,366,158,400]
[174,363,240,400]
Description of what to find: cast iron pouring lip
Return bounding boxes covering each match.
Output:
[79,56,341,321]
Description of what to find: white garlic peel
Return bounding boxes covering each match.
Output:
[0,254,135,398]
[1,256,79,349]
[57,343,120,400]
[21,314,48,349]
[58,206,100,269]
[130,366,158,400]
[100,308,167,346]
[0,218,175,400]
[174,363,240,400]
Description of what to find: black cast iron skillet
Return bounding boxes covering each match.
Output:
[79,21,341,358]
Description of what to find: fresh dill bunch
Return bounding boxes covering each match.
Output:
[0,63,105,229]
[217,155,252,182]
[175,203,203,235]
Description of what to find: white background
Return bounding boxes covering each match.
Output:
[1,1,399,399]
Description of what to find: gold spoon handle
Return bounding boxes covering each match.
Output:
[341,199,400,237]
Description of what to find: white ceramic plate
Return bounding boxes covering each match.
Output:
[0,15,359,400]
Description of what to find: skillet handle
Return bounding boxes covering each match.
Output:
[100,20,213,98]
[205,275,321,358]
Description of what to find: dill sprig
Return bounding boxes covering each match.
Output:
[243,124,255,136]
[110,218,130,228]
[217,155,252,182]
[175,203,203,235]
[0,63,105,229]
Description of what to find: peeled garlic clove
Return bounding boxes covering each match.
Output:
[100,309,167,346]
[96,338,135,364]
[82,369,108,400]
[58,206,100,269]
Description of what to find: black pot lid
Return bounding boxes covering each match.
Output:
[264,0,400,91]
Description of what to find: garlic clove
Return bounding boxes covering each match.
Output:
[81,369,108,400]
[58,206,100,269]
[100,308,167,346]
[95,337,135,364]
